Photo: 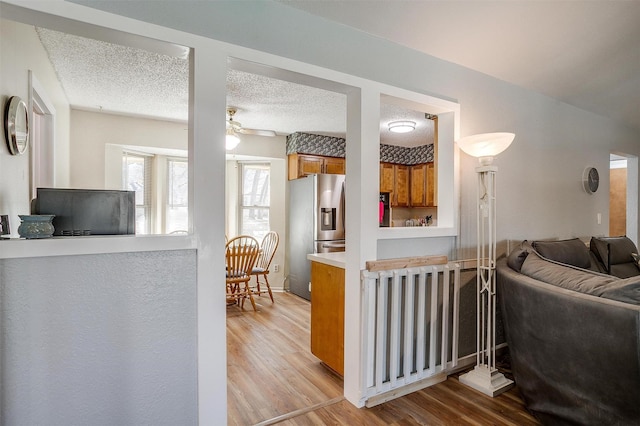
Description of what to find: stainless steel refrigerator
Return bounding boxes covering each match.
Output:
[287,173,345,300]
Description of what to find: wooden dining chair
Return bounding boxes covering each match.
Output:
[250,231,279,303]
[226,235,260,311]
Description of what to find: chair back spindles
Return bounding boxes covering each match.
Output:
[226,235,260,311]
[250,231,279,303]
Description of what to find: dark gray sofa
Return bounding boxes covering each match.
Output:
[497,238,640,425]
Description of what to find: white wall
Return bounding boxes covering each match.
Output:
[0,18,70,236]
[1,249,198,425]
[70,109,188,189]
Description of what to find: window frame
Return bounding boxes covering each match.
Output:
[122,150,154,234]
[238,161,271,240]
[165,156,189,234]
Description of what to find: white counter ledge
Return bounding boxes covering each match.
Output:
[0,234,195,259]
[307,251,346,269]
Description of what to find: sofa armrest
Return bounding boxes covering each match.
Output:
[497,258,640,425]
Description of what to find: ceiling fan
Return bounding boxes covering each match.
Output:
[226,108,276,137]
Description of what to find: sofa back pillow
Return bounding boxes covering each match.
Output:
[531,238,592,269]
[507,240,531,272]
[520,251,617,295]
[590,236,640,278]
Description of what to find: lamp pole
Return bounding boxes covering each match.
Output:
[456,132,515,397]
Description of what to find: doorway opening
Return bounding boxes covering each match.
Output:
[224,59,350,424]
[28,71,56,199]
[610,152,639,245]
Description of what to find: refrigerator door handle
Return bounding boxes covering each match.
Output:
[341,181,346,232]
[321,242,346,248]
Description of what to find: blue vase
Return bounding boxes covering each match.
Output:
[18,215,55,239]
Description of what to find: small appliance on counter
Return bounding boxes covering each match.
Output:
[379,192,390,227]
[31,188,136,236]
[0,214,10,239]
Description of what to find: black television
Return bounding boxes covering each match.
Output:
[32,188,136,236]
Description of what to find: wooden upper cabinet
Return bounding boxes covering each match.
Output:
[395,165,410,207]
[409,162,436,207]
[410,164,427,207]
[288,154,345,180]
[323,156,346,175]
[426,162,436,207]
[380,162,409,207]
[380,163,395,194]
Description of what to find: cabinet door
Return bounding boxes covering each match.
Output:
[297,154,324,177]
[395,165,410,207]
[310,261,345,376]
[426,162,436,206]
[288,154,345,179]
[380,163,395,194]
[410,164,427,207]
[324,157,345,175]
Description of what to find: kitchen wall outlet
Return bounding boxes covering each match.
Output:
[308,282,311,292]
[273,264,280,273]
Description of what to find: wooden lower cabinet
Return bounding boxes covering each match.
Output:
[310,261,345,376]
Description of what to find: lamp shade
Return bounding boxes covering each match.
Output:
[226,127,240,150]
[456,132,515,159]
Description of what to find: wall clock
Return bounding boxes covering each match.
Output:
[4,96,29,155]
[583,167,599,194]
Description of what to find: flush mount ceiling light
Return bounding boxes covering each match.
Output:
[388,120,416,133]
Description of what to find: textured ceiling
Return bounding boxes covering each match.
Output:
[35,27,434,147]
[279,0,640,132]
[36,28,189,121]
[28,0,640,152]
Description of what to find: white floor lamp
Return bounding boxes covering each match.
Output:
[457,132,515,397]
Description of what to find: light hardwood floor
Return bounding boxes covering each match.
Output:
[227,292,540,426]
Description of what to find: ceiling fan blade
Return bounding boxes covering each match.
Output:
[239,128,277,137]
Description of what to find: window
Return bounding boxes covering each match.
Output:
[122,151,152,234]
[239,162,270,239]
[166,158,188,233]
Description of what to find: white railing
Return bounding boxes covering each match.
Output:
[361,261,461,407]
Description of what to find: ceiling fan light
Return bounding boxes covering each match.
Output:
[226,127,240,150]
[388,120,416,133]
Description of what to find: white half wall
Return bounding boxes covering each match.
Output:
[1,249,198,425]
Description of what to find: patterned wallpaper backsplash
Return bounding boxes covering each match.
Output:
[286,132,434,165]
[286,132,346,157]
[379,143,434,165]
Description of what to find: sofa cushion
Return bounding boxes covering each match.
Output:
[507,240,531,272]
[520,250,617,295]
[590,236,640,278]
[531,238,592,269]
[599,275,640,305]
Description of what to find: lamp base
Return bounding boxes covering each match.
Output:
[459,364,514,397]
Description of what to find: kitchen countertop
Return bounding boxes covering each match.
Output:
[307,251,346,269]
